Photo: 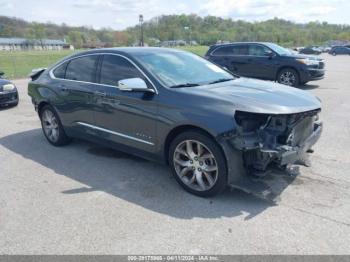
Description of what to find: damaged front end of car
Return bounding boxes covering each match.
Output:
[233,109,322,174]
[219,108,322,201]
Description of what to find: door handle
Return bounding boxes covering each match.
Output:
[94,91,106,97]
[58,85,69,92]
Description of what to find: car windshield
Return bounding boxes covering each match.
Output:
[265,43,293,56]
[133,50,234,88]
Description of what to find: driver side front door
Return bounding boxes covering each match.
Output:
[91,54,158,153]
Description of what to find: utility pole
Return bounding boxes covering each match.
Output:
[184,26,191,45]
[139,14,144,47]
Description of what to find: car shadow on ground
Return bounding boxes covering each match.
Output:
[0,104,17,111]
[299,84,320,90]
[0,128,297,220]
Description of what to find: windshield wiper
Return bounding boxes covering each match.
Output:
[170,83,200,88]
[208,78,234,85]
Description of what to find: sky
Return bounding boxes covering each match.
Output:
[0,0,350,30]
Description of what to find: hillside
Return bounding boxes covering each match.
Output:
[1,15,350,48]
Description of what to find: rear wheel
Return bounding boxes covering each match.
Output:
[169,131,227,197]
[40,105,71,146]
[277,68,299,87]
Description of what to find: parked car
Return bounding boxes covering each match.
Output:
[299,46,322,55]
[329,46,350,55]
[319,46,331,53]
[0,71,18,107]
[28,48,322,197]
[205,42,325,87]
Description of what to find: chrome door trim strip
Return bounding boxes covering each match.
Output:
[76,121,155,146]
[49,52,158,94]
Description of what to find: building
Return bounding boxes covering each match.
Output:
[0,38,70,51]
[161,40,186,47]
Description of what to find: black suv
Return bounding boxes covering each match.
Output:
[205,42,325,87]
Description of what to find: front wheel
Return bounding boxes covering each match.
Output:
[40,105,71,146]
[277,68,299,87]
[169,131,227,197]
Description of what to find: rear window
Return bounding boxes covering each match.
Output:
[212,46,233,56]
[212,45,248,56]
[65,55,99,82]
[53,61,68,79]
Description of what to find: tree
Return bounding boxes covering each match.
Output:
[28,23,46,49]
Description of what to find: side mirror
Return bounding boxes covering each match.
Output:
[264,51,275,58]
[0,71,4,78]
[118,78,155,93]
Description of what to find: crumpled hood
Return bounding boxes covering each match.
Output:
[187,78,321,114]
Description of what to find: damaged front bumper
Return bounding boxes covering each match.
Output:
[278,121,322,166]
[243,120,322,172]
[218,109,322,201]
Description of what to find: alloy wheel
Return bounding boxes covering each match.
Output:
[279,71,296,86]
[42,109,60,143]
[173,140,218,191]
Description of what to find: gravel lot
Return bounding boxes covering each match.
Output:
[0,54,350,254]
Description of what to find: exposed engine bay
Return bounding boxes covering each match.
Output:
[230,109,322,176]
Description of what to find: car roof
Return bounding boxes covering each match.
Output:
[210,42,274,47]
[69,47,185,58]
[51,47,190,70]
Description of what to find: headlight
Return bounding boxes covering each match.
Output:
[235,111,270,132]
[2,84,16,91]
[296,58,319,66]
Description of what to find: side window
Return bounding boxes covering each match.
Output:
[100,55,144,86]
[248,45,271,56]
[212,46,234,56]
[231,45,248,55]
[65,55,99,82]
[53,61,68,79]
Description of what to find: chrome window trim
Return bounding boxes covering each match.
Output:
[210,43,275,58]
[76,122,155,146]
[49,52,158,94]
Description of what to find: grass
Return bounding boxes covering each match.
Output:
[0,46,209,79]
[175,45,209,56]
[0,50,77,79]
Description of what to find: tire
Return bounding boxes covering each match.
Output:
[332,52,336,56]
[277,68,300,87]
[40,105,71,146]
[168,130,227,197]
